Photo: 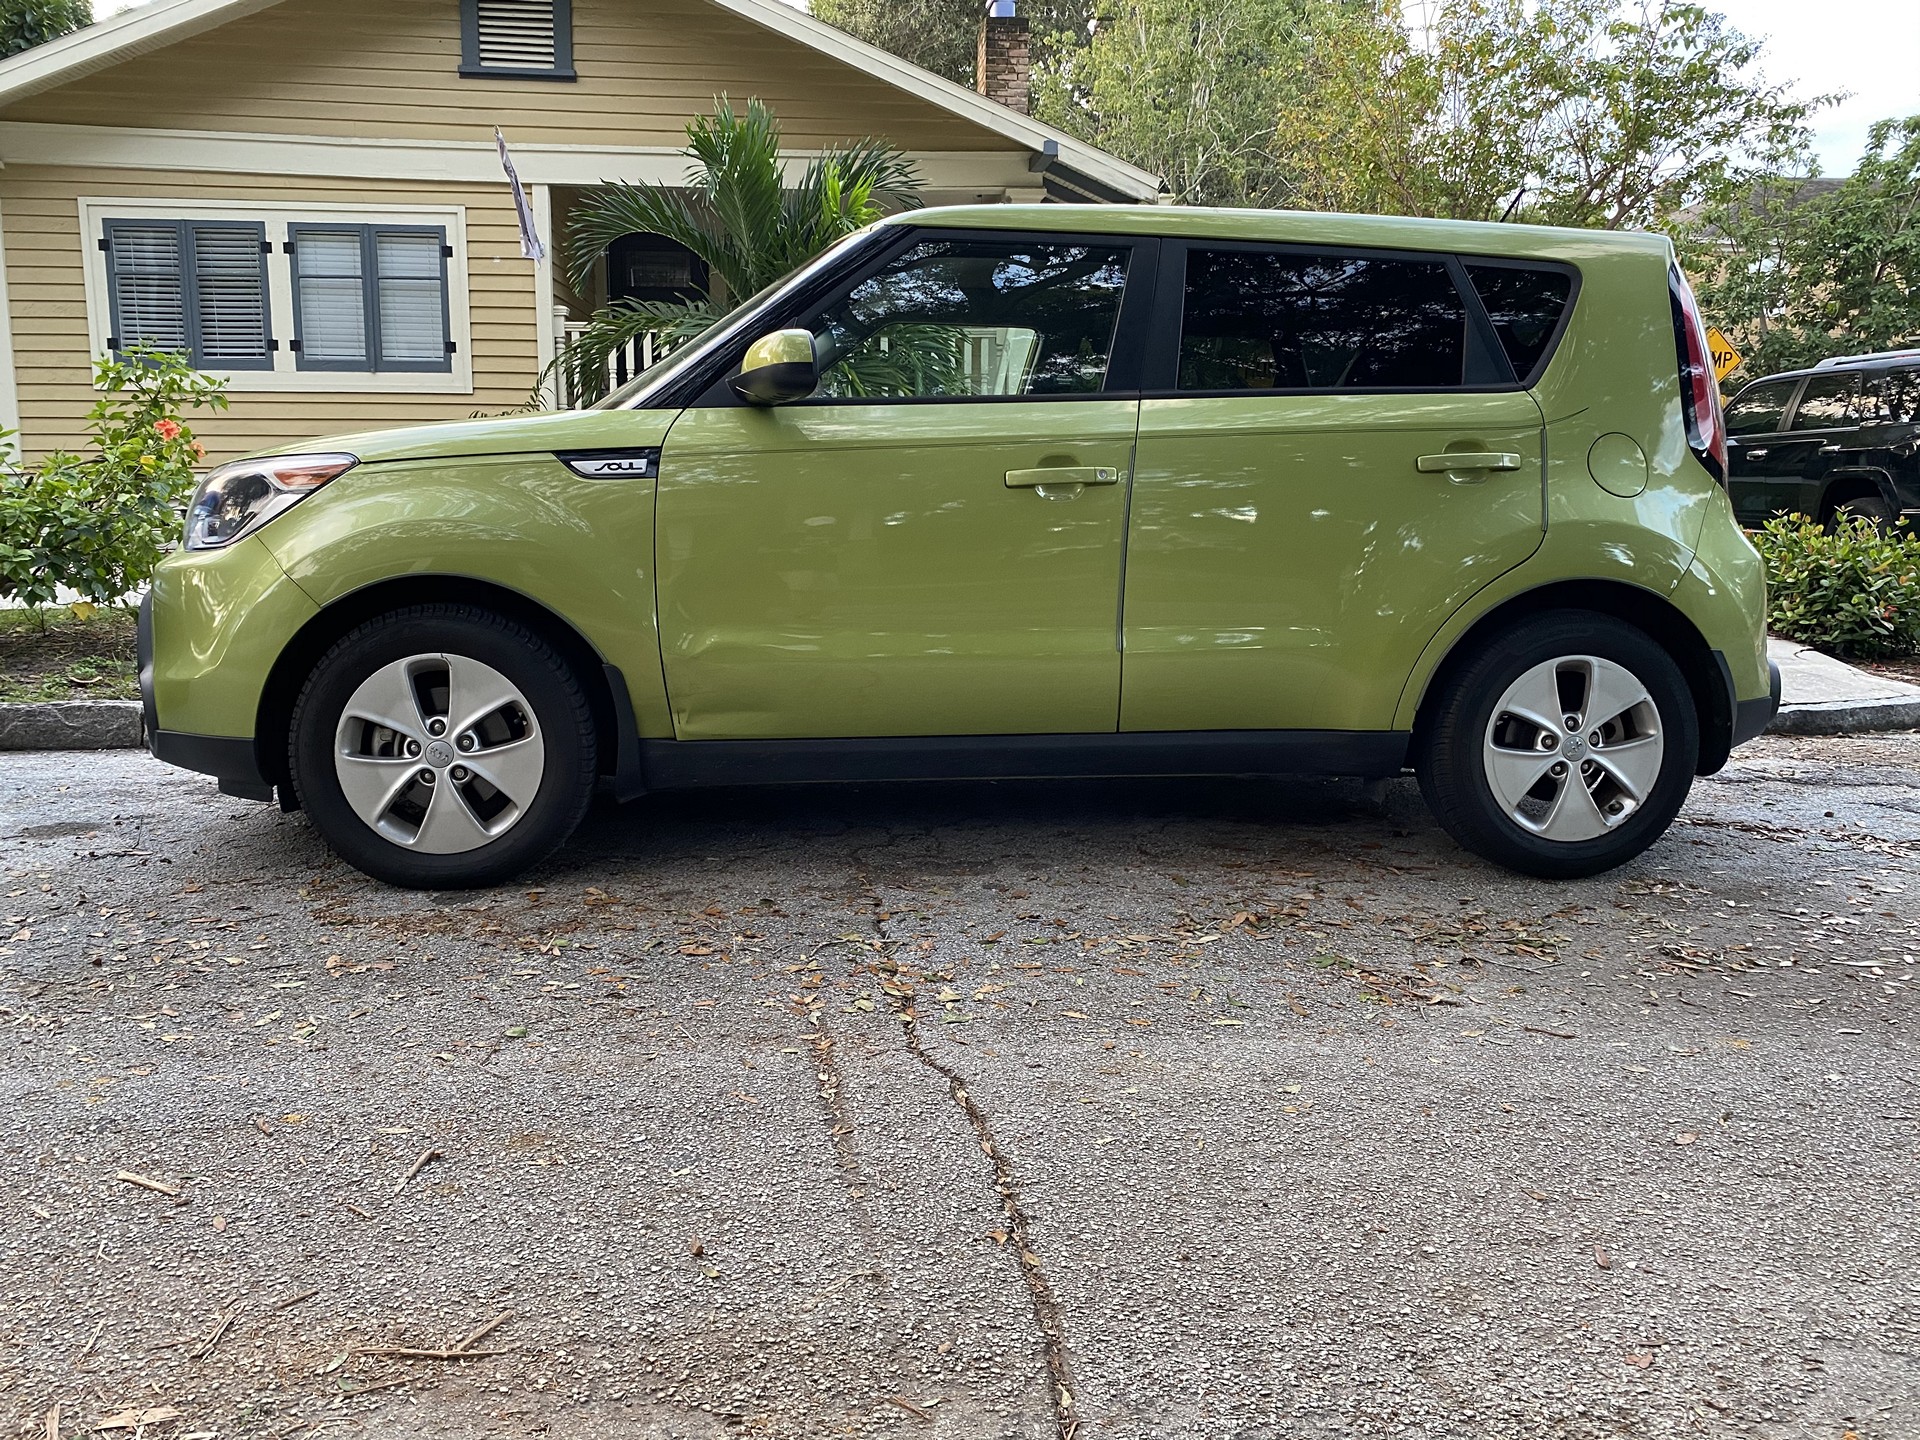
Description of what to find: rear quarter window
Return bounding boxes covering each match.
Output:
[1464,262,1576,383]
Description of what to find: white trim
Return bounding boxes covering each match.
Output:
[532,182,557,408]
[0,0,1162,200]
[0,196,18,445]
[79,196,474,394]
[0,121,1056,195]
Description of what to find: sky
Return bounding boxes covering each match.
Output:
[95,0,1918,174]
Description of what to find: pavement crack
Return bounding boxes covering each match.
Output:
[854,871,1082,1440]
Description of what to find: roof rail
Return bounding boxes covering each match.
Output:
[1812,347,1920,369]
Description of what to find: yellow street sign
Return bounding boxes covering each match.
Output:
[1705,326,1743,384]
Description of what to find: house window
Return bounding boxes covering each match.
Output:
[460,0,575,79]
[290,226,453,373]
[102,219,272,371]
[84,200,473,394]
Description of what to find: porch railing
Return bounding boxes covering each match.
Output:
[553,307,657,409]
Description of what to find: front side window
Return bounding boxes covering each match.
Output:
[291,226,451,373]
[1789,371,1860,431]
[103,218,271,370]
[804,239,1131,400]
[1724,378,1797,436]
[1465,262,1574,382]
[1179,247,1468,391]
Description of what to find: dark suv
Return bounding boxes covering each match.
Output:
[1725,349,1920,526]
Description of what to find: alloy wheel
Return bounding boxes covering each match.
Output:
[333,652,545,854]
[1482,654,1664,843]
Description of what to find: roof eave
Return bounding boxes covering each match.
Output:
[0,0,289,108]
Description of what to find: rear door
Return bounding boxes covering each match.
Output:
[1121,241,1549,734]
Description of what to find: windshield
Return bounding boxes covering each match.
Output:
[595,228,887,409]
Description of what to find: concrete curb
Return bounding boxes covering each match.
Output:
[1768,698,1920,737]
[0,700,144,750]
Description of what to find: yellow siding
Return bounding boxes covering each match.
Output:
[3,0,1025,153]
[2,166,539,464]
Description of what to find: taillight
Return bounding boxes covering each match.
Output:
[1670,265,1726,483]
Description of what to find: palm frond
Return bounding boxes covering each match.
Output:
[539,297,722,408]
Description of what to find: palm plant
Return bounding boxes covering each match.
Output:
[550,97,922,406]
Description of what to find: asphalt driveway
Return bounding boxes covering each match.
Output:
[2,737,1918,1439]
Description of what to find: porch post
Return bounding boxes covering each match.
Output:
[533,183,558,408]
[0,197,21,449]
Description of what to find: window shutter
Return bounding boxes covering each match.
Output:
[373,230,450,367]
[189,223,271,368]
[104,221,189,355]
[475,0,558,69]
[292,228,371,367]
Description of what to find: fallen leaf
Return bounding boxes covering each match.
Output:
[97,1407,182,1431]
[1593,1244,1612,1270]
[1672,1131,1698,1146]
[1623,1352,1654,1369]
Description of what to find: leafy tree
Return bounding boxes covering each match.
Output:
[0,0,91,59]
[1267,0,1818,229]
[1035,0,1304,206]
[550,98,921,407]
[812,0,1095,91]
[1687,115,1920,378]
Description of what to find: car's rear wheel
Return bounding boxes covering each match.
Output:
[289,604,597,888]
[1415,611,1698,878]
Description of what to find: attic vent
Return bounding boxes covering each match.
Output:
[460,0,575,79]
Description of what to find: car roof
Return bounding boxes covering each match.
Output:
[886,203,1673,264]
[1738,353,1920,390]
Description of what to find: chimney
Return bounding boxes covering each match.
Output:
[977,0,1030,115]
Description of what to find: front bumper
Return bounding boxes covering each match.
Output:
[140,590,275,800]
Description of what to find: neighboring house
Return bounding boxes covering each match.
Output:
[0,0,1161,462]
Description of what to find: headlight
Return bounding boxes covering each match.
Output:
[185,453,358,551]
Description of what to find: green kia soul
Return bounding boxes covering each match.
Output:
[139,204,1778,889]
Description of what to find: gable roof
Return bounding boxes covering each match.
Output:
[0,0,1163,202]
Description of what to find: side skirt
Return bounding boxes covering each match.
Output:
[637,730,1410,791]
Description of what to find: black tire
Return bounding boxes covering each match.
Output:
[1830,492,1897,528]
[1415,610,1698,879]
[288,604,598,889]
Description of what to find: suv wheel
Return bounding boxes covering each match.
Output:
[1831,493,1897,528]
[1416,611,1698,878]
[289,605,598,888]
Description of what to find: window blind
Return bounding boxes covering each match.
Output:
[103,219,271,370]
[291,224,451,374]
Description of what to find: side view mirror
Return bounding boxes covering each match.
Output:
[731,329,819,406]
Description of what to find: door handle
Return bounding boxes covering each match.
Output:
[1005,466,1122,488]
[1415,452,1523,474]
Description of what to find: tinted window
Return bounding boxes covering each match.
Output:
[1868,368,1920,425]
[1790,371,1861,430]
[1178,247,1467,391]
[806,239,1129,400]
[1724,379,1797,436]
[1466,263,1573,381]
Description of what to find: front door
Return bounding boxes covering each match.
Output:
[656,233,1148,740]
[1121,241,1547,734]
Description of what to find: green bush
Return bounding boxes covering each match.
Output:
[0,347,226,608]
[1752,514,1920,660]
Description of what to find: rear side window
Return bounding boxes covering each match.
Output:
[1465,263,1574,382]
[1178,247,1467,391]
[1725,378,1797,435]
[1868,368,1920,425]
[1790,371,1861,430]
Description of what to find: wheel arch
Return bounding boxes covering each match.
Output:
[254,575,630,795]
[1818,468,1897,520]
[1410,579,1735,777]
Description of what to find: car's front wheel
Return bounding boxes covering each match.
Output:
[289,604,598,888]
[1415,611,1698,878]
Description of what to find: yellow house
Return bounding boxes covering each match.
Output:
[0,0,1161,462]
